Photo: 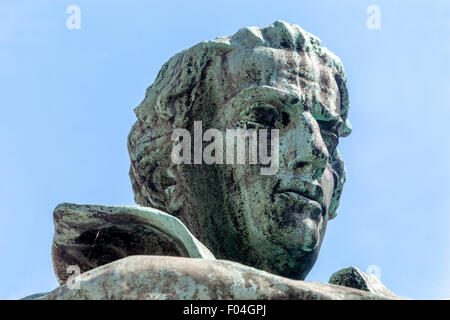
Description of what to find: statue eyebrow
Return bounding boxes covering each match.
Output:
[231,85,301,112]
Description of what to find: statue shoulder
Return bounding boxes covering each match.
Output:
[51,203,215,285]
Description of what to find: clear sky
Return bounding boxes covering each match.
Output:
[1,0,449,299]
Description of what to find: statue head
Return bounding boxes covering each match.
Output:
[128,20,352,279]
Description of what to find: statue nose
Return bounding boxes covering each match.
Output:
[288,113,330,181]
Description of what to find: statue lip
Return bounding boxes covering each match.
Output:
[274,191,322,210]
[273,190,323,218]
[275,190,320,203]
[275,177,324,204]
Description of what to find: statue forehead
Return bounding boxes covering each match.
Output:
[215,47,342,122]
[132,21,350,135]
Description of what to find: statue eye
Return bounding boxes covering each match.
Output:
[239,103,280,129]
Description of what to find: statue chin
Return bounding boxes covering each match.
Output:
[297,218,321,253]
[263,221,323,280]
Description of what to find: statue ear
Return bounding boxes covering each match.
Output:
[129,160,166,210]
[129,131,179,212]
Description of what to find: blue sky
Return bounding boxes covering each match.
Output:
[0,0,449,299]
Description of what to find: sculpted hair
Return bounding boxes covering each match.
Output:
[127,20,351,218]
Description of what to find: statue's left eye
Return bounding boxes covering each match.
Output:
[316,120,341,153]
[317,119,344,136]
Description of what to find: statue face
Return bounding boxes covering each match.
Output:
[128,22,351,280]
[179,45,349,279]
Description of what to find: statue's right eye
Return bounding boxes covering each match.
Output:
[239,103,280,129]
